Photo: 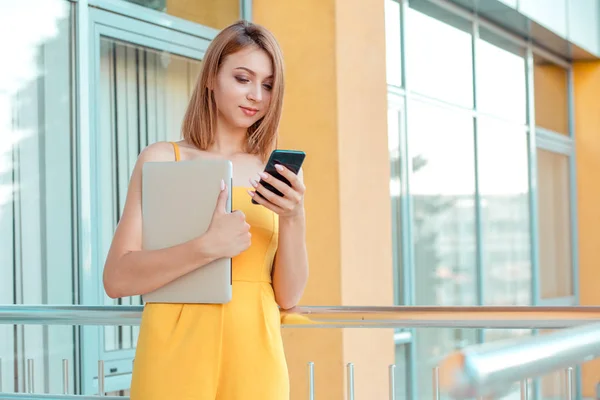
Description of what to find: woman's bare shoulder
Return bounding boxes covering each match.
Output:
[137,141,178,163]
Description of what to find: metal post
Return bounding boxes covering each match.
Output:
[346,363,355,400]
[432,366,440,400]
[307,362,315,400]
[98,360,105,396]
[27,359,34,393]
[520,379,529,400]
[62,359,69,394]
[566,367,574,400]
[389,364,396,400]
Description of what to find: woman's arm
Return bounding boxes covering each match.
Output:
[104,142,251,298]
[271,211,309,309]
[249,167,309,309]
[103,142,217,298]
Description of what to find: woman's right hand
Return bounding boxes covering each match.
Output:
[203,181,252,259]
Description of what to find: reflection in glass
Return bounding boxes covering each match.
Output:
[0,326,78,395]
[408,101,477,397]
[385,0,402,87]
[477,118,531,306]
[0,1,73,393]
[388,107,401,185]
[388,103,407,398]
[537,149,572,298]
[98,38,202,352]
[123,0,166,11]
[409,101,476,307]
[388,105,403,306]
[393,343,408,400]
[476,29,526,124]
[406,5,473,107]
[534,55,569,134]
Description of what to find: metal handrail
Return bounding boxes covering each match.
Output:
[439,321,600,398]
[2,304,600,328]
[0,395,124,400]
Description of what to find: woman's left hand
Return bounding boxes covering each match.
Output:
[248,164,305,218]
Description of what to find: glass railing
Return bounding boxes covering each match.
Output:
[437,321,600,399]
[1,305,600,399]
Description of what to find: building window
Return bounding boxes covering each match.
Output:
[537,148,573,299]
[476,28,527,124]
[409,100,477,308]
[98,37,202,352]
[478,118,531,306]
[533,52,574,302]
[0,1,76,393]
[405,3,473,108]
[387,98,405,305]
[385,0,403,87]
[385,0,575,397]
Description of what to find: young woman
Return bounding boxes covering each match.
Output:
[102,20,309,399]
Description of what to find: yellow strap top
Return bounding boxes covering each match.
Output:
[171,142,181,162]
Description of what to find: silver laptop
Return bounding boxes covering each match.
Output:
[141,158,233,304]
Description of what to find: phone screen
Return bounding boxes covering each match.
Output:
[252,150,306,203]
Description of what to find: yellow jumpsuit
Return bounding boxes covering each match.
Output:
[130,144,289,399]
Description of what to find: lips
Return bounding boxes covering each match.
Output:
[240,106,258,117]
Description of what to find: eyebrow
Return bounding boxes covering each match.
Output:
[234,67,273,79]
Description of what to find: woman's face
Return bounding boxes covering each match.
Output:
[213,45,274,130]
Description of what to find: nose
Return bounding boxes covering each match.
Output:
[247,84,263,102]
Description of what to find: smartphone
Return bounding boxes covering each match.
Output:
[252,149,306,204]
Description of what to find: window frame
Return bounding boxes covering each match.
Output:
[385,0,579,397]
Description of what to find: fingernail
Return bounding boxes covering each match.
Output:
[221,179,225,191]
[259,172,268,179]
[249,178,258,188]
[275,164,283,171]
[247,190,255,197]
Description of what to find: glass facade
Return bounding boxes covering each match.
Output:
[478,117,531,307]
[98,37,202,354]
[1,1,76,393]
[385,0,577,397]
[0,0,211,394]
[537,148,573,299]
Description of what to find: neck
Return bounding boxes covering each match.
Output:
[210,116,247,157]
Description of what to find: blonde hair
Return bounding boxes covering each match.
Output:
[181,20,284,161]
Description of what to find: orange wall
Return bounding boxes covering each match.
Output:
[254,0,394,398]
[166,0,238,30]
[335,0,395,398]
[574,60,600,397]
[534,63,569,134]
[253,1,344,399]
